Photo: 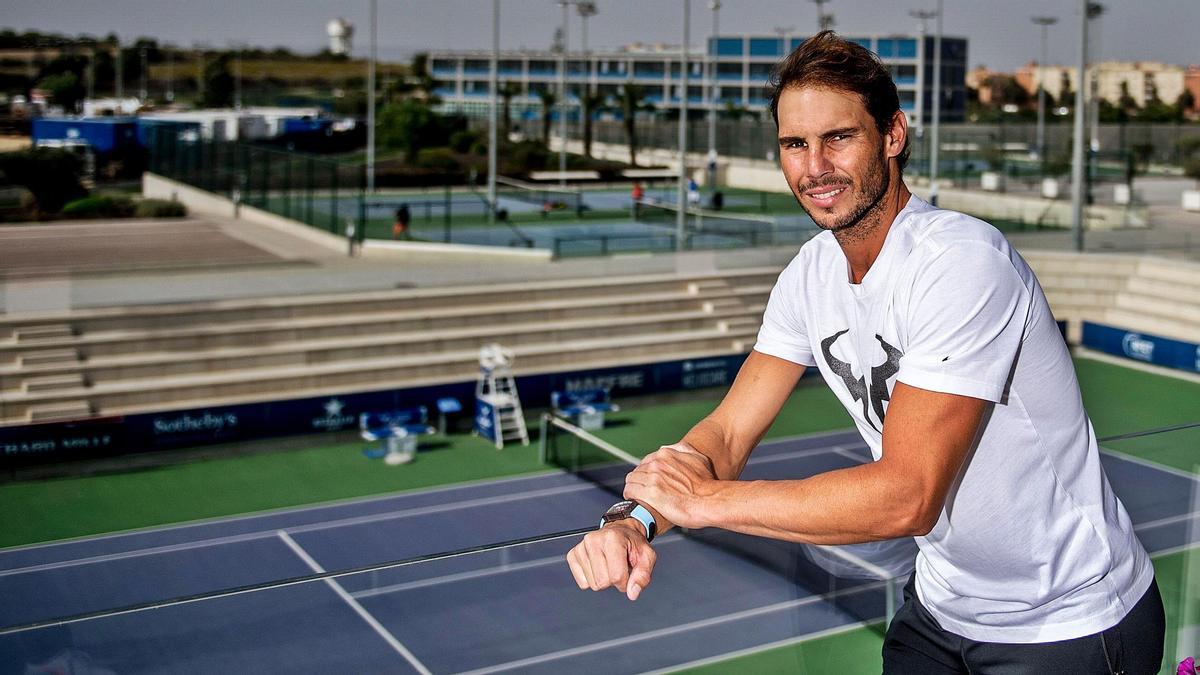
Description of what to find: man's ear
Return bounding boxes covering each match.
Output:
[885,109,908,160]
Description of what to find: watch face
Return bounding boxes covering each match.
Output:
[602,500,636,523]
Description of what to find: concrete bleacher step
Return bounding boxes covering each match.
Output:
[10,324,74,343]
[22,374,86,394]
[1111,293,1200,325]
[26,400,91,423]
[0,306,765,390]
[0,326,761,422]
[0,285,768,365]
[17,349,80,367]
[0,268,782,339]
[1122,276,1200,300]
[1103,309,1200,343]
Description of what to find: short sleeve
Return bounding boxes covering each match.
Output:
[754,263,817,366]
[896,244,1031,402]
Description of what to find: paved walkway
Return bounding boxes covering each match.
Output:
[0,176,1196,315]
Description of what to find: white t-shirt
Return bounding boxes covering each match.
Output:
[754,195,1153,643]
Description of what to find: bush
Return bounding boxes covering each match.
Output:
[449,129,484,154]
[134,199,187,218]
[414,147,461,172]
[60,195,135,219]
[0,147,87,213]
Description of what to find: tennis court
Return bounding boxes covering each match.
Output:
[2,424,1198,674]
[1,357,1198,673]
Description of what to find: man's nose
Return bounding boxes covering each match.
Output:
[806,145,834,180]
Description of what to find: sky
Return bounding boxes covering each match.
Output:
[4,0,1198,73]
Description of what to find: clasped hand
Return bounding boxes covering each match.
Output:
[566,444,717,601]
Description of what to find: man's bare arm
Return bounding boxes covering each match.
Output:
[630,350,807,534]
[627,381,986,543]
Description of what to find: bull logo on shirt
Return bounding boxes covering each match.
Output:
[820,330,903,432]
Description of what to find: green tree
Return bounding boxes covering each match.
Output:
[376,99,460,162]
[1117,80,1139,114]
[1177,137,1200,187]
[1177,89,1196,116]
[201,53,234,108]
[538,89,557,146]
[498,81,522,137]
[618,84,646,166]
[580,90,607,158]
[0,148,88,213]
[37,71,84,111]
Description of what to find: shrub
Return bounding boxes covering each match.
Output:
[134,199,187,218]
[415,147,461,173]
[0,147,87,213]
[449,129,484,154]
[60,195,135,219]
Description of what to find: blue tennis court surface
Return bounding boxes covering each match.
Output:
[2,429,1197,674]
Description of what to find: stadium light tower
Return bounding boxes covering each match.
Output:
[366,0,377,192]
[909,9,936,134]
[576,1,597,56]
[557,1,571,187]
[1031,16,1058,161]
[707,0,721,193]
[1070,0,1089,251]
[929,0,943,206]
[677,0,690,251]
[488,0,499,224]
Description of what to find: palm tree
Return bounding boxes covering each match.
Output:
[580,91,607,158]
[498,81,521,138]
[538,89,558,146]
[618,84,645,166]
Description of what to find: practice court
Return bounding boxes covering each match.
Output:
[2,428,1196,674]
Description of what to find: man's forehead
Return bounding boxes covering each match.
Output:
[776,85,870,131]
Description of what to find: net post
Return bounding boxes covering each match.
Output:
[538,413,549,465]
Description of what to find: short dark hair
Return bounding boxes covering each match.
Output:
[768,30,909,170]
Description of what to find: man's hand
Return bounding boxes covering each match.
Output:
[567,520,657,601]
[623,444,717,529]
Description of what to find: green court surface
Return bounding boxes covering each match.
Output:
[2,354,1197,673]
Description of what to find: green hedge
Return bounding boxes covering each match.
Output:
[60,195,135,218]
[134,199,187,218]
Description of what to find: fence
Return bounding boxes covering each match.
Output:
[145,124,367,242]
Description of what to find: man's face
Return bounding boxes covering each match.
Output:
[776,86,893,235]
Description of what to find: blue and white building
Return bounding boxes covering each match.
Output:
[427,33,967,126]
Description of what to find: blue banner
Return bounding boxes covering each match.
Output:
[0,355,755,468]
[1081,322,1200,374]
[474,397,499,445]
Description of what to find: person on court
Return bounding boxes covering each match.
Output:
[566,32,1164,674]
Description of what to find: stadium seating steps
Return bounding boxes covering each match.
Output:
[0,254,1197,426]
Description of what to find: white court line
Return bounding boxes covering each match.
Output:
[276,531,432,675]
[1,428,863,555]
[1100,447,1200,482]
[0,444,853,577]
[349,535,688,600]
[642,619,878,675]
[0,483,593,577]
[456,583,887,675]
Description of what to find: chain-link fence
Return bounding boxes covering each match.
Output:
[145,123,367,241]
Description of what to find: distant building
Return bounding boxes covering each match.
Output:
[427,32,968,126]
[1016,60,1188,109]
[1185,65,1200,116]
[327,18,354,56]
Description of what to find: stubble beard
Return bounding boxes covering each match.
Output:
[796,151,890,245]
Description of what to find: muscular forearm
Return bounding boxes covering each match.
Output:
[690,460,932,544]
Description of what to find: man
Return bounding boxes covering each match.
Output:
[566,32,1164,674]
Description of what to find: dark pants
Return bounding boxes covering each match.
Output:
[882,575,1165,674]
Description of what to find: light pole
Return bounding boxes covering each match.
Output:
[707,1,721,194]
[1031,16,1057,162]
[165,45,175,102]
[1070,0,1089,251]
[810,0,831,32]
[910,9,935,138]
[139,46,148,101]
[677,0,690,251]
[576,2,597,57]
[488,0,499,224]
[367,0,377,192]
[929,0,943,206]
[557,1,570,187]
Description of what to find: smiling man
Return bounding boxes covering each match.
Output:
[566,32,1164,673]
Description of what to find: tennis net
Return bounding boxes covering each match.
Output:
[633,200,792,248]
[539,413,916,625]
[495,175,585,215]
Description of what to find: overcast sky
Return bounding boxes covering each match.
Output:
[4,0,1197,72]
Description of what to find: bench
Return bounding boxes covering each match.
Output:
[360,407,435,464]
[551,388,619,431]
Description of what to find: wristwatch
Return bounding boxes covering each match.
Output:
[600,500,657,542]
